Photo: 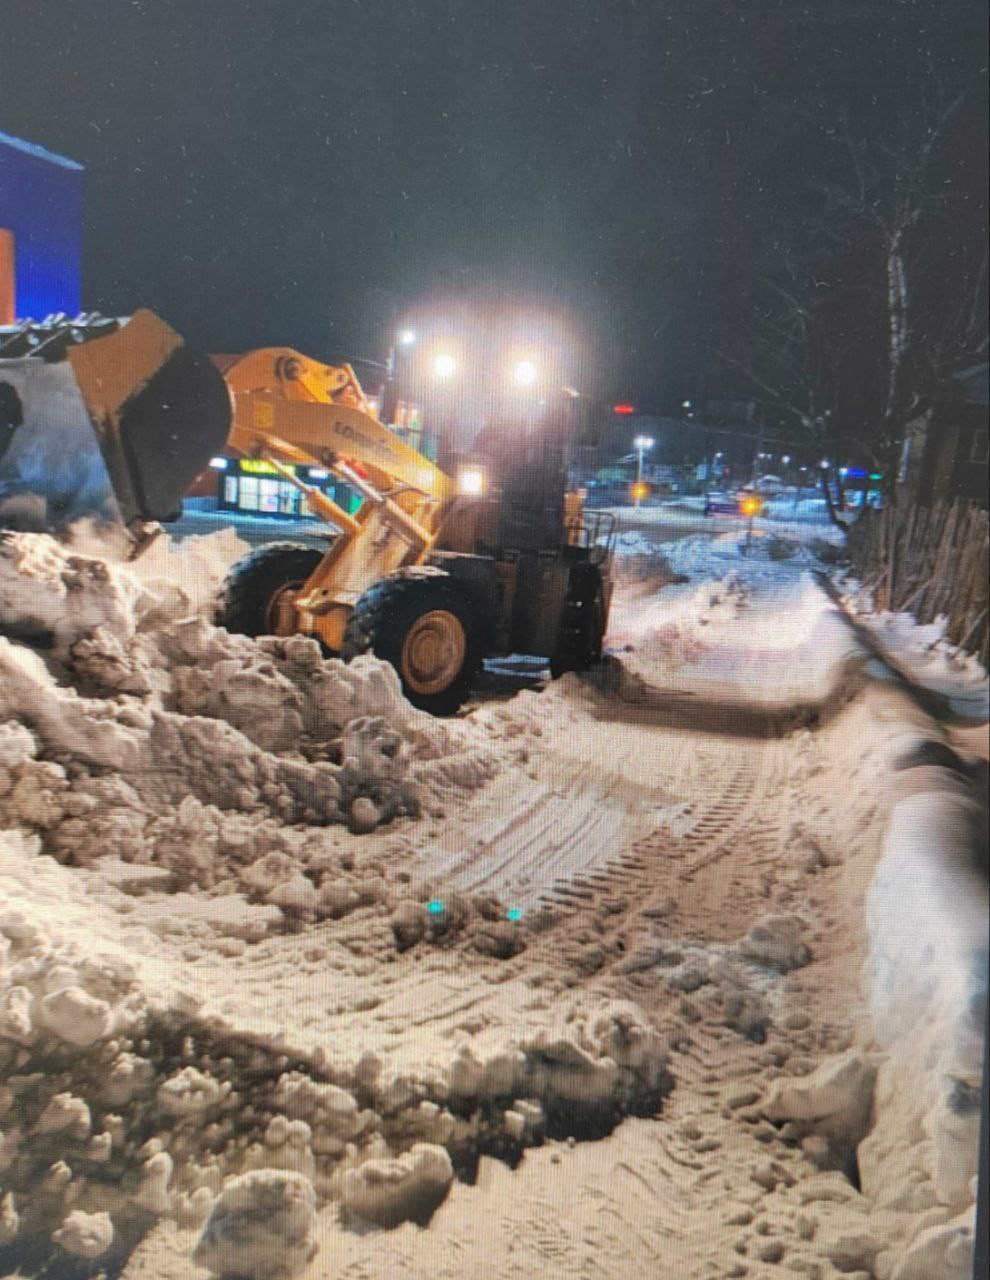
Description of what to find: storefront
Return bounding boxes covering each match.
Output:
[213,457,361,520]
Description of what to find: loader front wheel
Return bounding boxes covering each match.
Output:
[343,573,482,715]
[215,543,323,638]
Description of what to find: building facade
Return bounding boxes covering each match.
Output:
[0,131,84,323]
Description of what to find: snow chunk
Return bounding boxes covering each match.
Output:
[0,532,144,656]
[890,1205,976,1280]
[34,1092,91,1138]
[341,1142,453,1228]
[53,1209,114,1259]
[736,913,811,972]
[39,985,113,1047]
[141,893,283,943]
[193,1170,317,1280]
[0,720,37,768]
[157,1067,231,1117]
[762,1050,876,1129]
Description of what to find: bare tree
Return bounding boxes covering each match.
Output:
[821,81,988,477]
[718,73,988,527]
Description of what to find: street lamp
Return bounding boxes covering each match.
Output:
[433,352,457,380]
[381,328,419,425]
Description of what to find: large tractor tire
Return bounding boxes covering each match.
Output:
[343,571,483,715]
[549,563,607,680]
[215,542,324,638]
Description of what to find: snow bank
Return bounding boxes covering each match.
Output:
[842,588,990,725]
[858,748,987,1280]
[607,564,862,712]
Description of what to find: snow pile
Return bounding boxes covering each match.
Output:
[664,528,826,581]
[68,521,251,619]
[0,523,984,1278]
[0,534,498,877]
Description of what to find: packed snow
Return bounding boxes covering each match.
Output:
[0,518,984,1280]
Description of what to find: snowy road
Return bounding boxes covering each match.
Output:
[0,519,985,1280]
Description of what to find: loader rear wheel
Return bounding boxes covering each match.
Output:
[215,543,323,638]
[343,572,483,715]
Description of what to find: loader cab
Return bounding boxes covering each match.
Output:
[427,392,616,690]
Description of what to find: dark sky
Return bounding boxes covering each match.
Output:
[1,0,986,409]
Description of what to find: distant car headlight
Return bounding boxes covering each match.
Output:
[457,465,488,496]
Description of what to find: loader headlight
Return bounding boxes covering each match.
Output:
[209,457,228,470]
[457,465,488,496]
[511,358,538,387]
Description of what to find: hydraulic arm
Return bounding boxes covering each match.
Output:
[219,346,458,650]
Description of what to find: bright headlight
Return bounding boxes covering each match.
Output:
[512,359,538,387]
[457,465,488,496]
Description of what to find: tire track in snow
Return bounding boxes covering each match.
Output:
[424,775,636,912]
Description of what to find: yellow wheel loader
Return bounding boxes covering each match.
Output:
[1,310,615,714]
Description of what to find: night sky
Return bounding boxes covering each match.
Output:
[1,0,986,410]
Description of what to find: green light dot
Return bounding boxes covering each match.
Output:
[427,899,445,916]
[506,907,522,922]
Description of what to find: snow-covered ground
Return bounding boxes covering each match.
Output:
[0,512,984,1280]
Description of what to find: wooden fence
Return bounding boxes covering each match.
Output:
[845,499,990,669]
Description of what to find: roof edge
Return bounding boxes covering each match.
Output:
[0,129,84,171]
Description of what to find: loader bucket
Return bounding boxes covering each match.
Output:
[0,309,231,531]
[67,309,232,525]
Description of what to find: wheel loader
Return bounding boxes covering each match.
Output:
[1,309,615,713]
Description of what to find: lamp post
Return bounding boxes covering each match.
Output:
[633,434,654,507]
[380,328,417,426]
[429,351,458,469]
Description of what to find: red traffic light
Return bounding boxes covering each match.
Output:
[613,403,636,415]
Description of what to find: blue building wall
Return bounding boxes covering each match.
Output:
[0,131,84,319]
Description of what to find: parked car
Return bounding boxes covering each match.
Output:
[704,489,741,515]
[703,488,762,516]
